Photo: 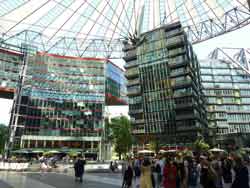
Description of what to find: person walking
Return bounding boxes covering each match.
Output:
[74,155,86,183]
[231,157,249,188]
[221,158,233,188]
[140,158,153,188]
[154,160,163,188]
[200,160,217,188]
[163,158,177,188]
[134,158,141,188]
[187,159,199,188]
[122,164,133,188]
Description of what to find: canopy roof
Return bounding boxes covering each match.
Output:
[0,0,249,58]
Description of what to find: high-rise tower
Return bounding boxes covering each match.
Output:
[123,22,207,146]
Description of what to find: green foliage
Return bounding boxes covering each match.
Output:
[108,116,132,159]
[0,124,8,154]
[193,138,210,152]
[149,139,160,154]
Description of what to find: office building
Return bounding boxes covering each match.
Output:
[200,49,250,146]
[0,43,126,158]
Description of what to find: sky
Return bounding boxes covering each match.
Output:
[0,24,249,125]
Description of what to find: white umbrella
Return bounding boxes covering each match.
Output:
[159,149,167,153]
[209,148,225,152]
[48,150,60,154]
[32,150,44,153]
[165,149,177,153]
[138,150,154,153]
[243,148,250,151]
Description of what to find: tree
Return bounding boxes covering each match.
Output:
[149,139,160,154]
[0,124,8,154]
[108,116,132,159]
[193,138,210,154]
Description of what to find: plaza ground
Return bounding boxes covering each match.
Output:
[0,171,122,188]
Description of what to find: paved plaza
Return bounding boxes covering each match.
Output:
[0,171,122,188]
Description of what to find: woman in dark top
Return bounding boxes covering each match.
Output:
[232,157,249,188]
[74,156,86,183]
[200,160,217,188]
[122,165,133,188]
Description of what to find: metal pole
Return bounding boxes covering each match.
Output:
[5,45,29,158]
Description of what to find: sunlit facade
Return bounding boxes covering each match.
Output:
[200,58,250,146]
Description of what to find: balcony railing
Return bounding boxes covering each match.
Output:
[125,69,139,79]
[166,35,185,48]
[124,60,138,69]
[127,87,141,96]
[123,50,137,61]
[129,109,143,114]
[131,119,145,124]
[127,78,140,86]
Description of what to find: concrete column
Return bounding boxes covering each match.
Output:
[52,141,54,148]
[43,140,46,148]
[91,141,94,153]
[99,141,102,161]
[82,141,85,151]
[20,139,24,148]
[27,140,30,148]
[35,140,38,148]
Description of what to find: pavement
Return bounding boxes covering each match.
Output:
[0,171,123,188]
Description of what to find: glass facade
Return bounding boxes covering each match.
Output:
[200,59,250,145]
[124,22,207,145]
[105,62,127,105]
[0,44,127,153]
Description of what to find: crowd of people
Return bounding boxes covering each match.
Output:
[121,152,250,188]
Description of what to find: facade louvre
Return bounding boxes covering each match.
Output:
[123,22,207,145]
[0,43,126,158]
[200,59,250,146]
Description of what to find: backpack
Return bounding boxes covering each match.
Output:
[222,163,232,183]
[188,166,198,186]
[155,164,161,173]
[134,166,141,177]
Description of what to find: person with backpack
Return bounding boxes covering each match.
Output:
[187,159,199,188]
[154,160,162,188]
[134,159,141,188]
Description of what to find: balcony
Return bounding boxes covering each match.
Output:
[176,125,199,131]
[168,48,186,58]
[124,60,138,69]
[174,102,193,109]
[127,87,141,96]
[131,119,145,124]
[171,78,192,88]
[129,109,143,115]
[127,78,140,86]
[168,56,187,68]
[123,50,137,61]
[122,43,136,52]
[166,35,185,49]
[133,129,145,134]
[125,69,139,79]
[176,113,197,121]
